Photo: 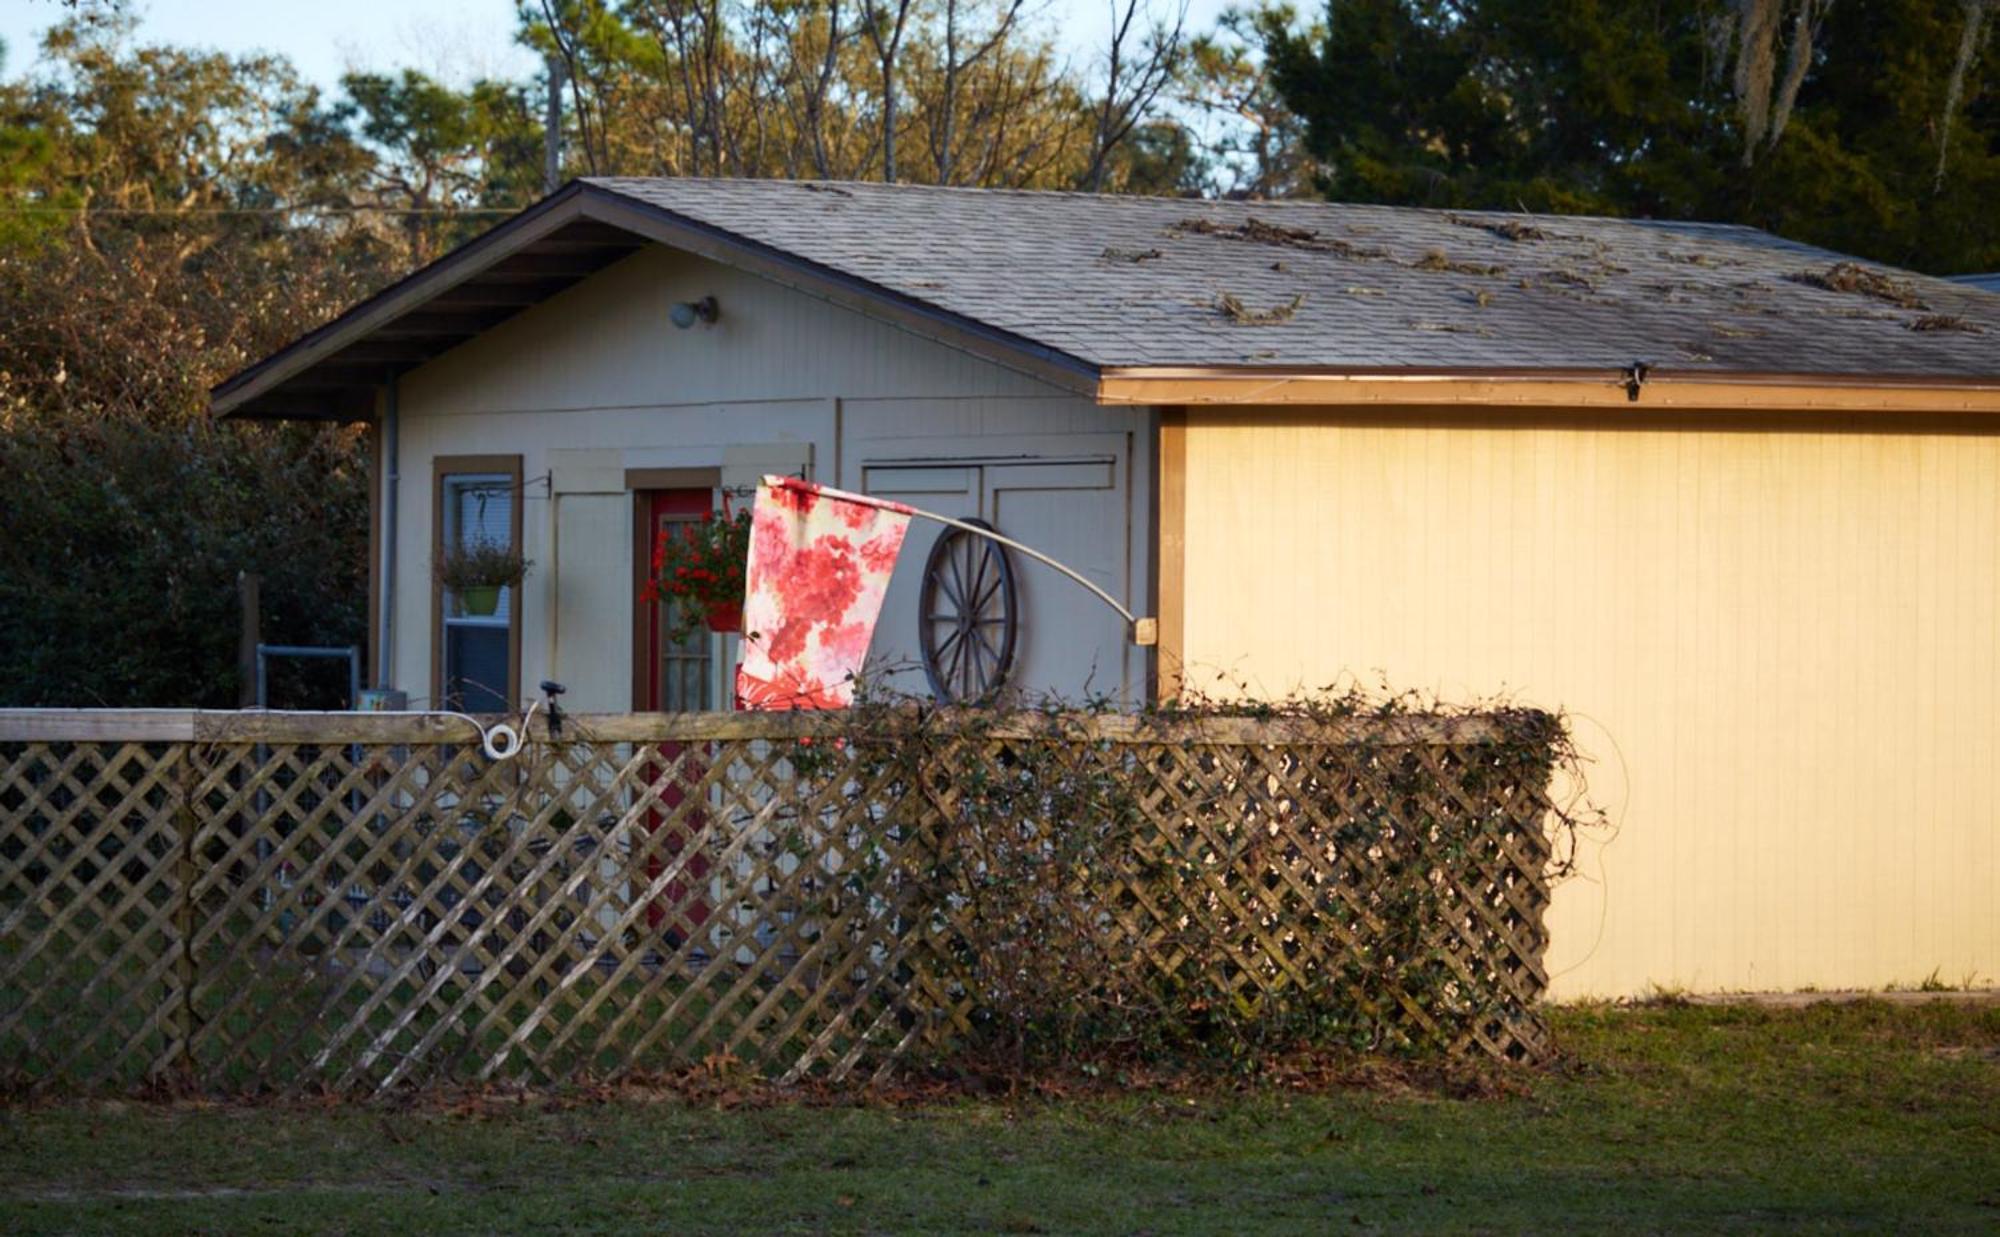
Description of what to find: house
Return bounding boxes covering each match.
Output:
[213,179,2000,999]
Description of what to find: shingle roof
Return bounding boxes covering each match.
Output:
[591,177,2000,380]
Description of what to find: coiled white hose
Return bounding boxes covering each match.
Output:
[440,700,543,761]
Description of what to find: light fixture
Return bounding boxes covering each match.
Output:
[670,296,719,329]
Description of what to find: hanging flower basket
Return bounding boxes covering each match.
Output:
[644,506,751,641]
[435,542,529,618]
[458,584,502,617]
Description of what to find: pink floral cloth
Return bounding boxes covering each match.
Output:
[735,476,913,710]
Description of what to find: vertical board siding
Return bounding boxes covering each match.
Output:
[388,243,1145,711]
[1181,410,2000,998]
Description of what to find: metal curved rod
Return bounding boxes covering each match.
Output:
[765,476,1156,645]
[911,508,1138,628]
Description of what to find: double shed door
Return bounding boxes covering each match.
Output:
[862,458,1127,702]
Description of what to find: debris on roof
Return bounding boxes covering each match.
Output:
[1218,292,1304,325]
[218,176,2000,409]
[1169,216,1387,260]
[1909,314,1982,333]
[1710,321,1768,339]
[1414,248,1505,276]
[1451,215,1550,243]
[1791,261,1929,310]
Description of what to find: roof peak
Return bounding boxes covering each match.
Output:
[578,175,1768,234]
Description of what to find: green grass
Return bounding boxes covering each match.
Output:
[1,1000,1996,1234]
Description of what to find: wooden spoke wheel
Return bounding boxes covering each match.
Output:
[919,519,1018,703]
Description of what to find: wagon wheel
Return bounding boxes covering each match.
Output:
[919,519,1018,703]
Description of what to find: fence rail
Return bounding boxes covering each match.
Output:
[0,709,1559,1094]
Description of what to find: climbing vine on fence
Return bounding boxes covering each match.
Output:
[792,685,1604,1072]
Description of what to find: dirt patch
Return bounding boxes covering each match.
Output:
[1100,246,1162,264]
[1791,261,1929,310]
[1661,249,1743,268]
[1679,988,2000,1008]
[1409,318,1494,337]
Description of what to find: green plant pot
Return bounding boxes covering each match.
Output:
[458,585,501,617]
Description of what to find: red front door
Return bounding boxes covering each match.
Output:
[637,488,719,944]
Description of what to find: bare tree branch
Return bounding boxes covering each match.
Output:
[1079,0,1187,191]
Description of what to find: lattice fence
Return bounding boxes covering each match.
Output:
[0,709,1559,1095]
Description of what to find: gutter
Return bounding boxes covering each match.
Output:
[379,374,399,689]
[1095,367,2000,413]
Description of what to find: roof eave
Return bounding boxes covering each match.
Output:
[211,181,1099,420]
[212,184,597,418]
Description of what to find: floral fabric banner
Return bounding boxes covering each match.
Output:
[735,475,913,710]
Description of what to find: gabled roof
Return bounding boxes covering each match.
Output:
[213,178,2000,419]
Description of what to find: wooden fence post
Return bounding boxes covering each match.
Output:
[170,747,200,1082]
[237,572,261,708]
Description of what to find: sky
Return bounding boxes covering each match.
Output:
[0,0,1236,94]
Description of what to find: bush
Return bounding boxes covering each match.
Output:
[0,407,369,707]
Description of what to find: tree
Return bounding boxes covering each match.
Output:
[341,69,544,259]
[0,12,387,707]
[1179,4,1314,197]
[1079,0,1190,191]
[520,0,1194,190]
[1260,0,2000,272]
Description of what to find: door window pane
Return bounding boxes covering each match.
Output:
[654,511,715,712]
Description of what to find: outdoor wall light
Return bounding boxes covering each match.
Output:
[670,296,719,329]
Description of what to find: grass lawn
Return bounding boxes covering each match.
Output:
[1,999,1995,1234]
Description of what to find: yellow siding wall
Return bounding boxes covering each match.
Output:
[1179,409,2000,998]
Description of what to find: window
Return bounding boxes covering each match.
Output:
[433,456,522,712]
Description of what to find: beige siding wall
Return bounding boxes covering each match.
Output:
[387,244,1151,712]
[1179,408,1999,998]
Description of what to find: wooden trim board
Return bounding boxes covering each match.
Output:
[430,454,525,709]
[1155,408,1187,702]
[1098,370,2000,413]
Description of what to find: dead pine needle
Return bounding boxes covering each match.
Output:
[1791,261,1929,310]
[1217,291,1304,324]
[1414,248,1506,276]
[1909,313,1982,333]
